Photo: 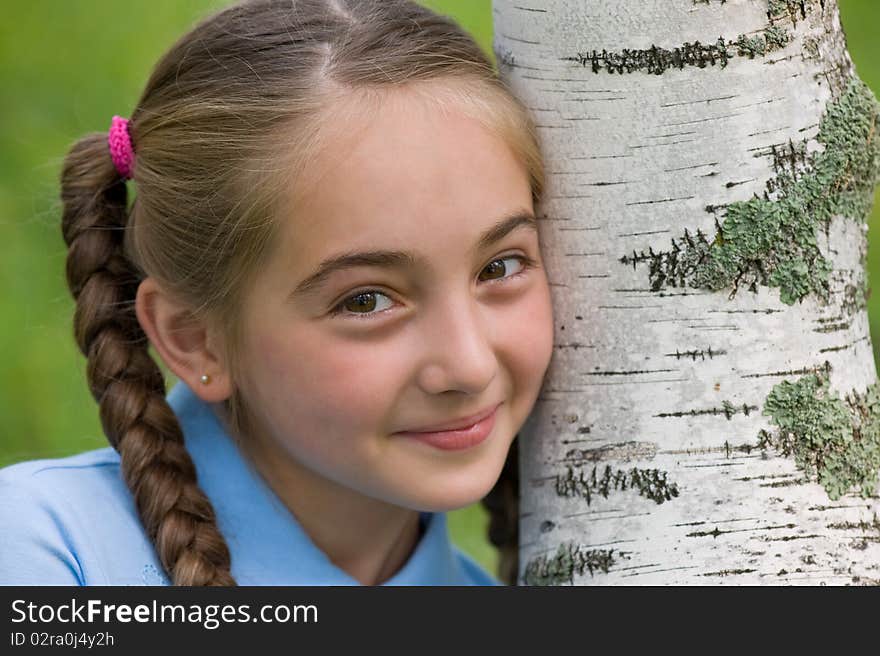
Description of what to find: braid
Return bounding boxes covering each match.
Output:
[60,133,236,586]
[481,436,519,585]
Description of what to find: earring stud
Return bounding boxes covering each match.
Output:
[200,374,211,385]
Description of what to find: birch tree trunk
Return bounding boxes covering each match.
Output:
[494,0,880,584]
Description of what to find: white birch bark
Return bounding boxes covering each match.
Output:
[494,0,880,584]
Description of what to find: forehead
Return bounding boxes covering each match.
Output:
[277,83,534,267]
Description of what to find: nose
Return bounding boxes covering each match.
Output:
[416,294,498,396]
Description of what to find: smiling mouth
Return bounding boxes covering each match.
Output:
[393,404,501,451]
[395,403,502,434]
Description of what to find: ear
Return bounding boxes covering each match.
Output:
[134,277,232,403]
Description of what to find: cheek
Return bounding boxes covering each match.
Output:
[511,280,555,384]
[252,327,404,430]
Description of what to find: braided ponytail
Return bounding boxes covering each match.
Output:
[481,436,519,585]
[60,133,236,586]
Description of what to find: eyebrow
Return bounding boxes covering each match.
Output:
[291,210,538,299]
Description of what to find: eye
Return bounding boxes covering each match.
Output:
[478,255,534,283]
[331,290,394,318]
[330,254,537,320]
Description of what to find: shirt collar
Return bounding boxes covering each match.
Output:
[166,380,466,585]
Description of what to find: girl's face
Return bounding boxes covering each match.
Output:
[232,86,554,513]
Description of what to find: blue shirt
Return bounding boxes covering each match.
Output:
[0,381,500,586]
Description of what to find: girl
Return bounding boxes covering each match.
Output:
[0,0,553,586]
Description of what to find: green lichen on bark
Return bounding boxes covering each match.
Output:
[842,276,871,317]
[556,464,680,504]
[522,542,616,585]
[735,26,791,59]
[620,77,880,308]
[767,0,796,14]
[767,0,813,24]
[758,372,880,500]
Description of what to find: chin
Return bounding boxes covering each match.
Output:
[402,465,506,514]
[384,415,517,513]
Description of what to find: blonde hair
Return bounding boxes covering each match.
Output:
[60,0,544,585]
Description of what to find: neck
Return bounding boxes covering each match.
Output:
[269,465,424,585]
[218,405,424,585]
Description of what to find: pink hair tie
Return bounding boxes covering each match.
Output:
[107,115,135,180]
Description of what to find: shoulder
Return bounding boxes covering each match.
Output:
[451,547,504,586]
[0,447,151,585]
[0,446,121,484]
[0,447,123,512]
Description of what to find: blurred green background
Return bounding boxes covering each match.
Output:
[0,1,877,576]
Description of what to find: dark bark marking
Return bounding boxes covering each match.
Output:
[763,533,824,541]
[664,347,727,360]
[749,127,786,137]
[661,112,744,127]
[687,523,796,538]
[663,161,720,172]
[741,360,832,378]
[661,96,735,108]
[707,308,783,314]
[569,96,627,102]
[625,195,695,206]
[562,441,657,464]
[725,178,756,188]
[498,32,540,46]
[582,180,634,187]
[596,304,665,309]
[724,441,760,456]
[522,543,618,585]
[650,130,698,138]
[630,138,698,149]
[584,379,689,386]
[702,568,757,577]
[851,576,880,585]
[826,516,880,532]
[554,342,594,350]
[655,400,758,420]
[808,503,868,511]
[735,472,796,482]
[556,464,680,505]
[571,154,632,160]
[587,368,677,376]
[819,335,869,353]
[496,47,516,69]
[562,38,732,76]
[759,478,805,488]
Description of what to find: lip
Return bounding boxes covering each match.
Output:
[397,403,502,434]
[394,403,501,451]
